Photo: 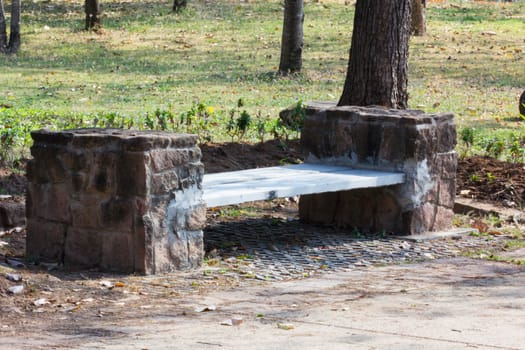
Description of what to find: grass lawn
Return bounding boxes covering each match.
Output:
[0,0,524,161]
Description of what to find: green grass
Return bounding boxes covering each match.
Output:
[1,0,524,162]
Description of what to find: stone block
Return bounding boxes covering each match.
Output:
[64,228,102,268]
[350,121,370,163]
[31,129,74,145]
[117,152,149,196]
[150,148,201,173]
[436,115,457,152]
[147,196,169,239]
[71,172,88,192]
[28,145,68,184]
[60,150,89,172]
[87,152,118,194]
[300,103,457,235]
[31,183,71,223]
[101,232,134,272]
[332,121,353,156]
[27,129,203,274]
[379,124,406,163]
[434,206,455,231]
[301,187,403,234]
[335,189,377,230]
[437,152,458,179]
[186,204,207,231]
[26,219,67,262]
[167,229,203,270]
[299,192,339,224]
[437,178,456,209]
[151,171,179,195]
[101,198,134,232]
[70,200,101,229]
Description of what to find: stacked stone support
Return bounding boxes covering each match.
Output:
[299,102,457,235]
[26,129,205,274]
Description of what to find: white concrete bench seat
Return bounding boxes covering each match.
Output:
[202,163,405,207]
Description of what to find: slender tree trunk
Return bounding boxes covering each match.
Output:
[338,0,411,109]
[278,0,304,75]
[7,0,20,53]
[85,0,100,30]
[0,0,9,52]
[410,0,426,36]
[173,0,187,13]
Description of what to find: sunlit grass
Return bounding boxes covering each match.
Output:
[0,0,524,135]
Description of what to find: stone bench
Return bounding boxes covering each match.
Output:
[26,103,457,274]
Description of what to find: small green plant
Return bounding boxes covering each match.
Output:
[507,135,525,163]
[277,100,307,140]
[226,98,253,141]
[485,138,505,159]
[469,173,481,182]
[486,172,496,182]
[178,101,216,142]
[236,110,252,141]
[459,127,475,157]
[255,112,271,143]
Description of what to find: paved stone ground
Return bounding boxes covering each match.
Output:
[204,218,506,280]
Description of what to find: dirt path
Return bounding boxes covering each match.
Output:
[3,257,525,350]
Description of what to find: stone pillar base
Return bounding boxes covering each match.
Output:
[26,129,205,274]
[299,102,457,235]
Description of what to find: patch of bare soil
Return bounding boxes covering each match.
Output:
[457,156,525,208]
[200,139,302,173]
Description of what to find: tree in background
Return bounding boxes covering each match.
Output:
[411,0,426,36]
[0,0,20,54]
[85,0,100,30]
[519,91,525,118]
[338,0,411,109]
[278,0,304,75]
[173,0,187,13]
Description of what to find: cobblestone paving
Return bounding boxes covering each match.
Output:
[204,218,506,280]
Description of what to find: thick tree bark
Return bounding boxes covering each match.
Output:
[338,0,411,109]
[85,0,100,30]
[173,0,187,13]
[7,0,20,53]
[410,0,426,36]
[0,0,7,52]
[278,0,304,75]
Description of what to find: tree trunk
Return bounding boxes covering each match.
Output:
[338,0,411,109]
[173,0,187,13]
[519,91,525,118]
[278,0,304,75]
[7,0,20,53]
[85,0,100,30]
[0,0,7,52]
[410,0,426,36]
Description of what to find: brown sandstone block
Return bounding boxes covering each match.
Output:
[101,232,134,272]
[64,228,102,268]
[26,219,67,262]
